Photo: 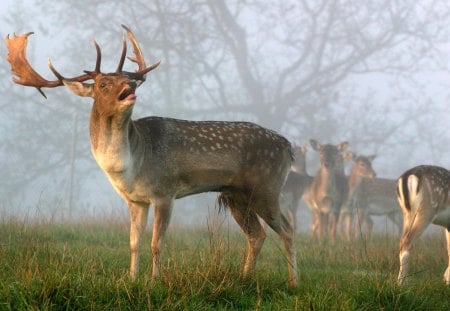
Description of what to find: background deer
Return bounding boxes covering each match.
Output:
[338,154,377,240]
[396,165,450,285]
[349,177,402,239]
[5,26,298,287]
[281,144,313,232]
[304,139,349,241]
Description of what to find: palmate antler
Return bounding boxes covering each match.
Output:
[5,25,160,98]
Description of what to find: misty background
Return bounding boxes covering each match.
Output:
[0,0,449,232]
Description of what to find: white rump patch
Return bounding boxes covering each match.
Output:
[407,174,421,209]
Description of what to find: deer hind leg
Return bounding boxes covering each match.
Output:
[254,195,298,288]
[310,210,319,238]
[444,229,450,285]
[337,207,351,240]
[150,197,174,280]
[397,211,433,285]
[289,195,300,233]
[224,194,266,276]
[128,201,150,279]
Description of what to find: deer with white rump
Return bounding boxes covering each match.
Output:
[396,165,450,285]
[5,26,298,287]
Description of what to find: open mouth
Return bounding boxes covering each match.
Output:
[118,87,136,101]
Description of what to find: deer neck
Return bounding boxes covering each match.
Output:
[317,166,339,193]
[89,105,137,174]
[348,167,363,191]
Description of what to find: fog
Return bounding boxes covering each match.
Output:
[0,0,449,232]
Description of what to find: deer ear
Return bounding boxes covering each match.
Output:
[309,139,320,151]
[63,80,94,97]
[338,141,349,151]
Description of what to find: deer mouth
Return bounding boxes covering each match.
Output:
[118,87,136,102]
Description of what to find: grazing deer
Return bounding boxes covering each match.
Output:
[338,154,377,240]
[303,139,349,241]
[350,177,402,239]
[5,26,298,287]
[396,165,450,285]
[281,144,313,232]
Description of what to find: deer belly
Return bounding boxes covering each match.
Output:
[174,168,238,198]
[367,199,398,215]
[432,206,450,228]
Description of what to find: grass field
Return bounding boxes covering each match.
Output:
[0,218,449,310]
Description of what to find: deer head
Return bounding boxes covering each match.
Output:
[310,139,349,171]
[291,144,308,174]
[350,154,377,179]
[5,25,161,114]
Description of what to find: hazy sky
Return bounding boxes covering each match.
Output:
[1,1,449,228]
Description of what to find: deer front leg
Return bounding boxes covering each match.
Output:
[344,211,353,240]
[337,208,347,239]
[128,201,150,279]
[329,211,339,243]
[354,207,365,239]
[319,213,329,241]
[445,229,450,285]
[151,196,174,280]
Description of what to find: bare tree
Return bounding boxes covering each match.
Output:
[1,0,450,219]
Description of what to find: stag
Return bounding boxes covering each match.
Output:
[303,139,349,241]
[5,26,298,287]
[338,154,377,240]
[281,144,313,232]
[396,165,450,285]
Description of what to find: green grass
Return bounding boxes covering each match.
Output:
[0,220,448,310]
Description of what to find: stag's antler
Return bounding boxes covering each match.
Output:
[121,24,161,82]
[5,32,94,98]
[5,26,160,98]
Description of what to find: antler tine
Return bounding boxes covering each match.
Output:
[81,39,103,77]
[48,58,92,83]
[93,40,102,73]
[116,34,127,73]
[121,24,146,70]
[121,24,160,80]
